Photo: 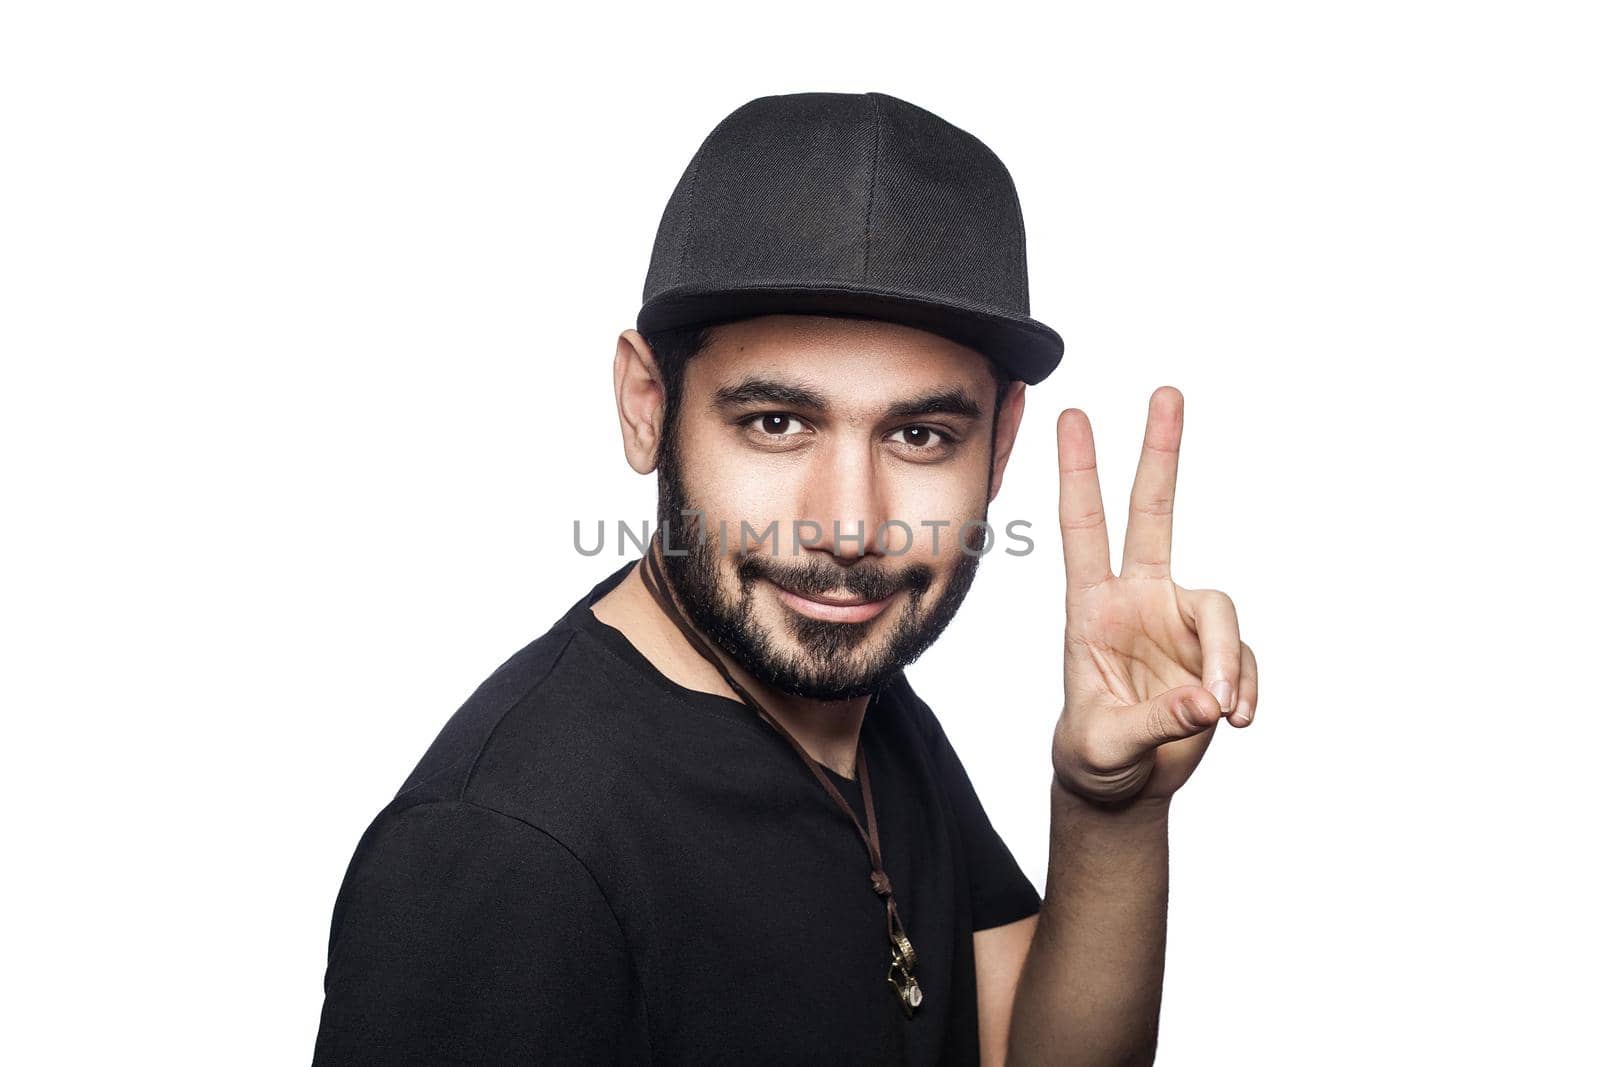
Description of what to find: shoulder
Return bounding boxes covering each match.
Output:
[876,669,988,803]
[386,617,588,808]
[325,610,653,928]
[878,669,953,752]
[379,561,638,801]
[329,797,622,945]
[383,600,690,838]
[315,796,644,1063]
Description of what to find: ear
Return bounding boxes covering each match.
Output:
[613,329,666,475]
[987,381,1027,502]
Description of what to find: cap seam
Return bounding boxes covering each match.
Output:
[862,93,883,283]
[668,103,758,294]
[671,152,703,290]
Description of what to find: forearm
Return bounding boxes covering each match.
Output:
[1006,779,1171,1067]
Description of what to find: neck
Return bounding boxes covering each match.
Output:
[589,559,870,778]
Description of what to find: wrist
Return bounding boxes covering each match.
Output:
[1052,776,1172,829]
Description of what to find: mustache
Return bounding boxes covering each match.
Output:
[734,552,934,603]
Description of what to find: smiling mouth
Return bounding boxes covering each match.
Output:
[766,579,896,624]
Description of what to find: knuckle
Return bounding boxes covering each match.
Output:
[1060,507,1106,531]
[1143,703,1173,747]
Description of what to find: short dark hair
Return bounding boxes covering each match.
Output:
[642,320,1015,454]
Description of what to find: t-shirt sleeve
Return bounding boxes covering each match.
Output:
[312,800,643,1065]
[905,688,1042,931]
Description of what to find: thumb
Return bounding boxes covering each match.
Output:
[1135,685,1222,748]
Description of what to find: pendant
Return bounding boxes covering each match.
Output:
[888,969,923,1016]
[887,931,922,1017]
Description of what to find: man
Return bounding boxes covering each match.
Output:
[313,91,1257,1065]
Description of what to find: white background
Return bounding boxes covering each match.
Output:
[4,2,1596,1063]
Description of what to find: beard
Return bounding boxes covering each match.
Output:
[655,433,986,701]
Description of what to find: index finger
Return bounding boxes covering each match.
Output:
[1057,408,1113,603]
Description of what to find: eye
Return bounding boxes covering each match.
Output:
[886,425,948,449]
[742,412,810,437]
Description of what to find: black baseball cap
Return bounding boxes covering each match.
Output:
[637,91,1064,385]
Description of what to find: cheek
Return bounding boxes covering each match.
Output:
[882,471,991,558]
[673,427,804,549]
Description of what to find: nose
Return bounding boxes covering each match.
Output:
[797,440,891,563]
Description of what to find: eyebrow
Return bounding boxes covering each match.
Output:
[885,388,983,421]
[711,377,829,411]
[710,378,984,421]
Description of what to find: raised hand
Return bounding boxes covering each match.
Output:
[1051,387,1257,807]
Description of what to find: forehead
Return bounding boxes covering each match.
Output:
[683,314,995,412]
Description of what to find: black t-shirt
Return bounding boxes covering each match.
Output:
[313,559,1041,1065]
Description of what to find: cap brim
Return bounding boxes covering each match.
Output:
[637,282,1063,385]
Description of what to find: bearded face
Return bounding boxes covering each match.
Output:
[649,315,1010,701]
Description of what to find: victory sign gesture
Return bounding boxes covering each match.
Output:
[1051,386,1258,807]
[1006,386,1258,1064]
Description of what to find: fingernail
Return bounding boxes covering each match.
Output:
[1181,696,1209,728]
[1236,699,1253,725]
[1209,680,1233,712]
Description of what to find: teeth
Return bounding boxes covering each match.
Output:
[777,585,870,607]
[807,591,869,605]
[769,578,886,608]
